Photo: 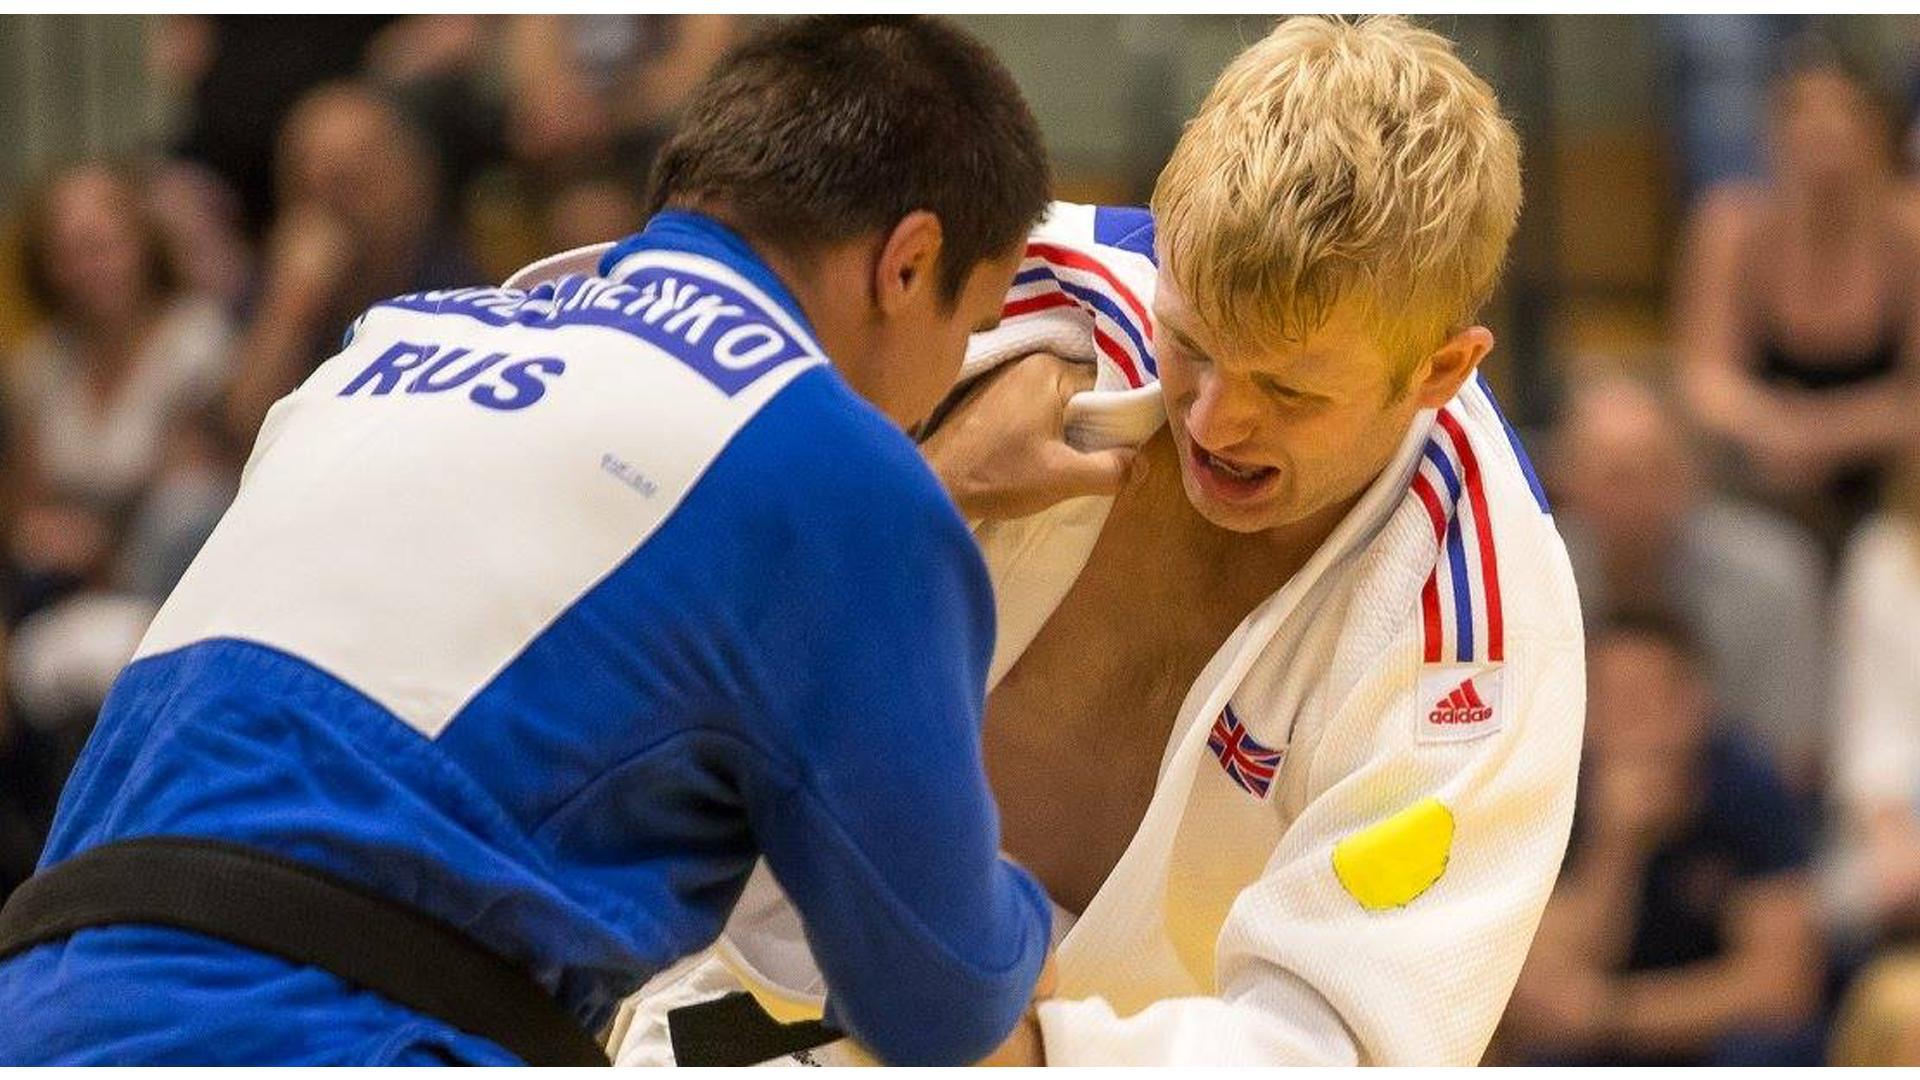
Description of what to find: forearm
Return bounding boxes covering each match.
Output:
[1608,877,1821,1054]
[747,528,1051,1064]
[1680,354,1784,444]
[1542,841,1647,969]
[778,817,1050,1064]
[1609,950,1817,1056]
[1800,378,1920,460]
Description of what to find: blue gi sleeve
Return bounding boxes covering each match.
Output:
[728,379,1051,1065]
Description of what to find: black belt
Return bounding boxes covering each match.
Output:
[668,991,843,1066]
[0,836,608,1066]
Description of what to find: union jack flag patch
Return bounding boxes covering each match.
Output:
[1208,704,1284,799]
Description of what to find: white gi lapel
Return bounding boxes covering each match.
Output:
[1057,408,1442,1006]
[502,243,614,290]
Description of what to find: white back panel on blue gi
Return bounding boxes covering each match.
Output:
[138,248,824,738]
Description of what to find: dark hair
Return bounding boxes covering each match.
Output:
[17,160,178,320]
[645,15,1050,303]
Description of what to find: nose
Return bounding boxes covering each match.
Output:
[1183,368,1261,452]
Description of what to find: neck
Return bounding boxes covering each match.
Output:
[1256,489,1361,575]
[1241,419,1422,584]
[678,200,866,359]
[760,242,868,366]
[1183,472,1361,598]
[1131,435,1324,604]
[644,203,899,422]
[746,230,892,417]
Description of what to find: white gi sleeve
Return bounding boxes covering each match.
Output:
[1038,618,1586,1064]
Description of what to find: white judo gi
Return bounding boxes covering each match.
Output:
[588,202,1587,1066]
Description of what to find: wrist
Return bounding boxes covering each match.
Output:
[1021,1008,1047,1066]
[979,1009,1044,1066]
[930,462,986,522]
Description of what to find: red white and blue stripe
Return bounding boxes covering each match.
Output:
[1409,407,1506,665]
[1000,242,1156,388]
[1208,703,1283,799]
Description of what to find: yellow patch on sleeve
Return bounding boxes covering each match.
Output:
[1332,797,1455,911]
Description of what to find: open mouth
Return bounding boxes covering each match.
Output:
[1187,440,1281,504]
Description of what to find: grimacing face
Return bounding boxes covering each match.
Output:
[1153,272,1438,534]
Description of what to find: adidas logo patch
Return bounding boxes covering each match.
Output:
[1417,664,1504,744]
[1429,679,1493,727]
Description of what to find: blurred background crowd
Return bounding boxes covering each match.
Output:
[0,13,1918,1066]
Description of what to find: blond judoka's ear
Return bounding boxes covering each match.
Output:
[873,210,944,314]
[1409,325,1493,409]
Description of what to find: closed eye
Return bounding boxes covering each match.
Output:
[1164,326,1212,366]
[1254,375,1323,405]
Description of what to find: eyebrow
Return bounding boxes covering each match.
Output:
[1255,372,1333,402]
[1162,321,1212,363]
[1166,320,1338,399]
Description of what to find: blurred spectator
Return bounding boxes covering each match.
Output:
[155,16,501,299]
[459,16,739,281]
[1554,375,1828,787]
[145,160,254,313]
[223,81,482,443]
[1831,949,1920,1065]
[1660,15,1804,197]
[5,162,235,613]
[1676,38,1920,559]
[1824,451,1920,941]
[362,15,492,87]
[158,17,405,238]
[370,20,509,221]
[503,15,740,184]
[1503,614,1823,1066]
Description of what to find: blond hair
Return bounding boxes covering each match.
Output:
[1152,15,1522,379]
